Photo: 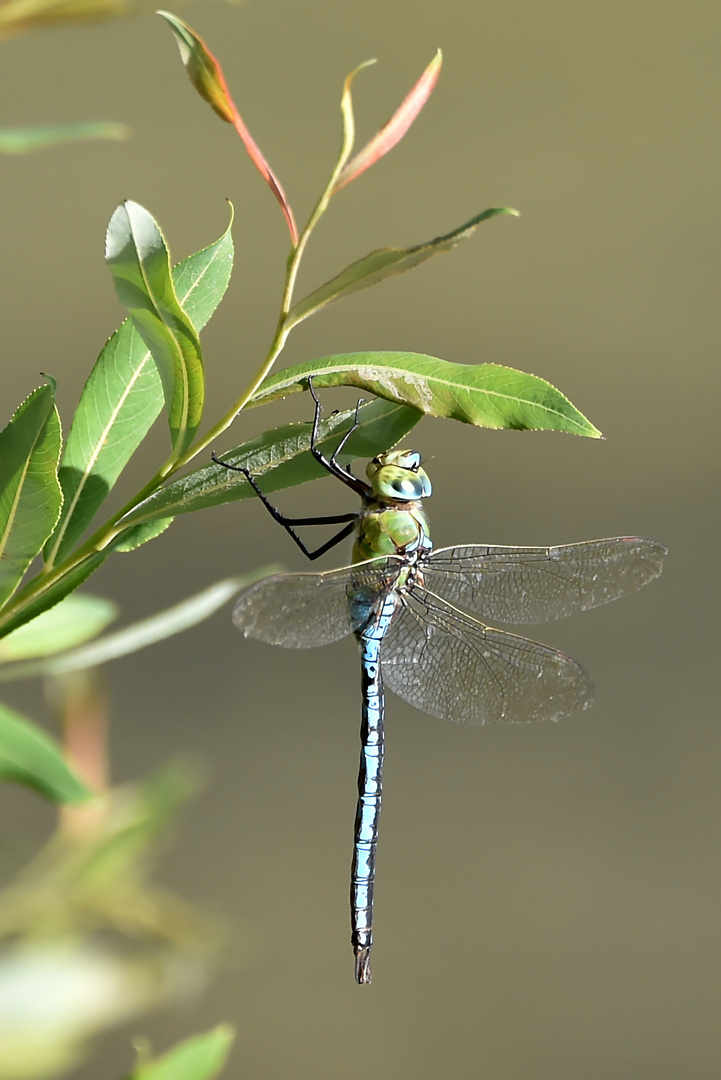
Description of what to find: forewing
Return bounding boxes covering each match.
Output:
[381,586,593,724]
[421,537,666,624]
[232,557,403,648]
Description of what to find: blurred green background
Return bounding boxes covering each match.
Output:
[1,0,719,1077]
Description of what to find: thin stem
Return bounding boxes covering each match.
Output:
[168,108,357,471]
[0,91,360,634]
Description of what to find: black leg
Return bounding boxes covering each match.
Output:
[211,378,375,560]
[307,377,370,496]
[329,394,364,471]
[211,453,358,561]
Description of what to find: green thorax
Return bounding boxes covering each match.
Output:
[352,450,432,563]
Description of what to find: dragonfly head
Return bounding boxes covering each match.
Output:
[366,450,432,502]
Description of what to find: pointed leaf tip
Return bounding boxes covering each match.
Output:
[335,49,443,191]
[286,206,520,330]
[338,59,377,168]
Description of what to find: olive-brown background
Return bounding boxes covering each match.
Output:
[2,1,719,1077]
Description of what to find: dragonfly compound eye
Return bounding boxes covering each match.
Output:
[371,464,431,501]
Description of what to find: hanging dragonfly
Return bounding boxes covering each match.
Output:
[213,380,666,984]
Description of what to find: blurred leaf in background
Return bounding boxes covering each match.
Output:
[0,702,91,804]
[0,0,152,40]
[0,123,129,154]
[0,751,228,1079]
[128,1024,236,1080]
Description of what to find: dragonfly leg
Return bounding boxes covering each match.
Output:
[211,452,358,561]
[307,376,370,496]
[327,394,364,469]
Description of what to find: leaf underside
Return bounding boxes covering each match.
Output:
[105,200,206,457]
[287,207,517,328]
[122,397,422,525]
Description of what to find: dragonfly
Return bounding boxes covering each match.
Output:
[214,380,666,984]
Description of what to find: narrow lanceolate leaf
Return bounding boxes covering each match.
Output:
[285,208,518,329]
[251,354,602,438]
[130,1025,235,1080]
[119,397,422,525]
[0,122,129,154]
[45,216,233,567]
[0,574,272,683]
[0,385,63,608]
[0,593,117,661]
[105,200,205,459]
[334,49,442,190]
[0,702,91,803]
[159,11,298,245]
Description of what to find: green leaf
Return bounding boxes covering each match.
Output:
[285,208,518,330]
[171,214,234,329]
[251,353,602,437]
[112,517,174,552]
[0,593,117,661]
[45,215,233,568]
[0,701,91,803]
[336,60,377,179]
[0,572,274,683]
[105,201,205,459]
[81,760,200,889]
[129,1025,235,1080]
[0,121,129,154]
[0,384,63,608]
[120,397,422,525]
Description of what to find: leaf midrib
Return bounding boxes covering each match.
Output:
[47,259,216,566]
[134,235,191,446]
[0,422,47,564]
[257,360,584,428]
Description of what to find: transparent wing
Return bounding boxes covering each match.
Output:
[232,556,403,648]
[420,537,666,625]
[381,586,594,724]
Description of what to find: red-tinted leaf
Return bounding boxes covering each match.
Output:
[335,50,442,191]
[159,10,235,121]
[159,11,298,244]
